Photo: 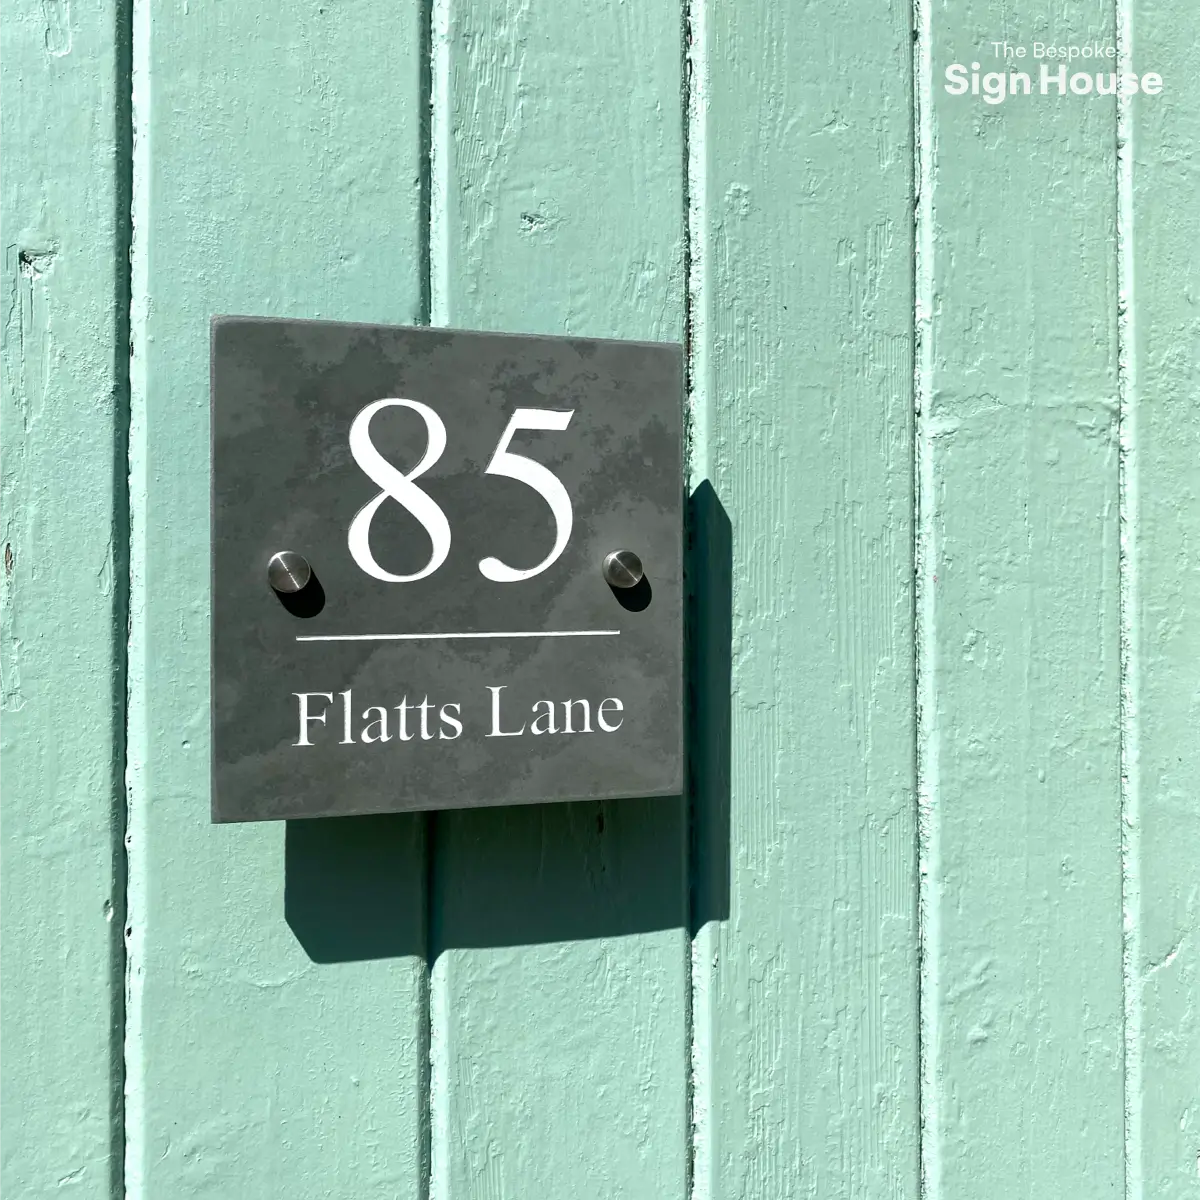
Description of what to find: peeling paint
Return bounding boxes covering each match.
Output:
[0,246,58,718]
[41,0,72,56]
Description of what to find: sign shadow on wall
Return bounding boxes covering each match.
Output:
[284,481,731,960]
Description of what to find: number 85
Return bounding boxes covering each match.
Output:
[346,399,575,584]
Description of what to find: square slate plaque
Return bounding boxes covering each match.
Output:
[211,317,682,822]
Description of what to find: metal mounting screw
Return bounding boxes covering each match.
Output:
[268,550,312,594]
[602,549,644,589]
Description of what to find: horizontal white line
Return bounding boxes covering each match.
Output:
[295,630,620,643]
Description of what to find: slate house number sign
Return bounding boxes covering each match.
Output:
[210,317,683,822]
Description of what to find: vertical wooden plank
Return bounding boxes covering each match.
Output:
[0,3,128,1195]
[1127,4,1200,1193]
[922,4,1125,1194]
[126,4,428,1196]
[428,0,688,1195]
[691,0,919,1195]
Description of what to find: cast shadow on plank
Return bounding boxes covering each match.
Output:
[284,481,731,960]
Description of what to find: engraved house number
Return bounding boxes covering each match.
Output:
[348,399,574,584]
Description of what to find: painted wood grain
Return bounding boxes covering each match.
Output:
[7,0,1200,1193]
[0,3,128,1194]
[690,0,920,1195]
[428,0,689,1194]
[922,2,1125,1194]
[125,5,429,1196]
[0,4,128,1195]
[1127,2,1200,1193]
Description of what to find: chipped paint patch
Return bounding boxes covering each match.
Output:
[0,246,56,710]
[41,0,72,56]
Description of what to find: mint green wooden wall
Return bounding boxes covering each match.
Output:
[3,0,1197,1195]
